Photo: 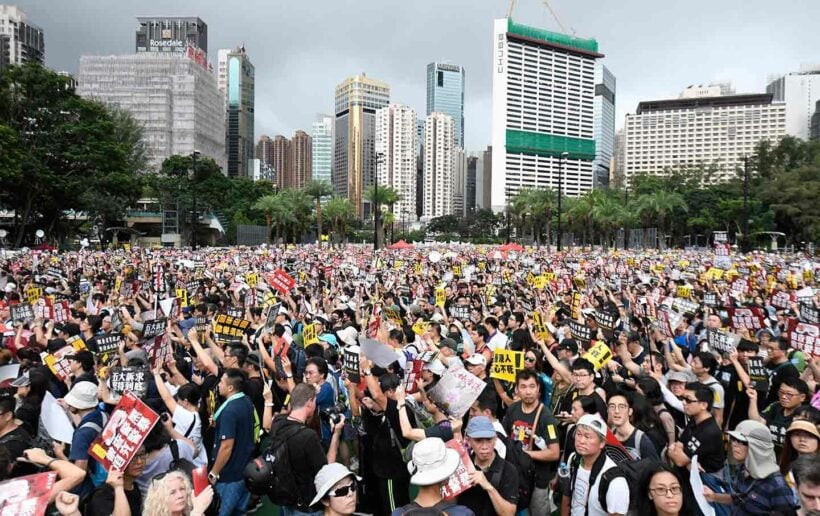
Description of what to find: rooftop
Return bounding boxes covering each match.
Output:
[635,93,776,114]
[506,18,603,58]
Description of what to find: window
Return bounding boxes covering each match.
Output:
[437,71,444,87]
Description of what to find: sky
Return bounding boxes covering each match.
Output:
[15,0,820,153]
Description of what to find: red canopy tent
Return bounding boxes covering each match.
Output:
[388,240,414,249]
[499,242,523,252]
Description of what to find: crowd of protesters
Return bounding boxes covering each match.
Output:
[0,242,818,516]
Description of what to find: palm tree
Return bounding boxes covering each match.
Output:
[528,188,557,247]
[252,195,279,244]
[364,185,402,248]
[304,179,333,247]
[323,197,355,246]
[567,190,602,247]
[506,190,532,240]
[634,190,688,248]
[590,195,626,248]
[279,188,313,243]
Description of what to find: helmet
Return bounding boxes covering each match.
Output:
[244,456,273,495]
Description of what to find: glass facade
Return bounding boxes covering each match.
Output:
[593,64,616,188]
[311,115,333,184]
[426,62,465,148]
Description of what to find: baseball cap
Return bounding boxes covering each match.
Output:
[439,338,458,353]
[56,323,81,337]
[465,416,496,439]
[577,414,607,439]
[556,338,578,355]
[667,371,690,384]
[464,354,487,367]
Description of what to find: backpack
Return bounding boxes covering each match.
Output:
[396,499,460,515]
[569,450,655,515]
[264,423,310,507]
[503,403,543,511]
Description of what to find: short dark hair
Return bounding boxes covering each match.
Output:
[775,335,791,351]
[175,383,201,406]
[227,344,248,368]
[782,377,810,398]
[571,358,595,374]
[474,385,498,415]
[474,325,490,342]
[792,454,820,488]
[484,316,499,330]
[306,357,328,379]
[694,351,716,373]
[515,368,538,386]
[378,373,401,393]
[389,328,404,345]
[290,383,316,410]
[685,382,714,411]
[572,395,599,415]
[223,368,248,394]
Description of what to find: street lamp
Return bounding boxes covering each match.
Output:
[556,151,569,252]
[190,150,200,249]
[374,152,385,251]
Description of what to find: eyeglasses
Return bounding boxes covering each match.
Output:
[524,357,536,363]
[650,485,681,497]
[681,397,700,404]
[779,390,800,399]
[607,403,629,412]
[327,480,357,498]
[572,372,591,378]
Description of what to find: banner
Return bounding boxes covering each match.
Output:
[267,269,295,296]
[108,366,149,397]
[213,314,251,341]
[490,349,524,382]
[89,391,159,471]
[0,471,57,516]
[441,440,476,500]
[727,307,766,331]
[747,356,769,393]
[43,339,88,381]
[582,341,613,371]
[788,319,819,356]
[141,318,167,340]
[426,368,485,418]
[706,329,741,356]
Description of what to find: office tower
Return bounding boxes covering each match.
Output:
[311,115,333,184]
[136,17,207,55]
[452,147,466,216]
[256,135,274,166]
[426,62,465,148]
[593,63,616,188]
[422,112,455,218]
[271,135,291,188]
[623,85,785,185]
[375,104,418,222]
[217,46,255,177]
[481,146,492,209]
[415,119,425,218]
[466,155,478,214]
[290,130,312,188]
[78,53,225,172]
[811,101,820,141]
[249,159,274,182]
[612,129,625,188]
[766,65,820,140]
[333,74,390,218]
[491,18,602,211]
[0,5,44,72]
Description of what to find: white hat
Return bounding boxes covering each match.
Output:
[423,358,446,377]
[309,463,360,507]
[577,414,607,440]
[464,354,487,367]
[4,283,16,293]
[407,437,460,486]
[337,326,358,347]
[64,381,99,410]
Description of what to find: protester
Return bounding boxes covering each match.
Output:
[309,463,359,516]
[86,452,146,516]
[667,383,726,474]
[791,454,820,516]
[143,470,215,516]
[636,462,698,516]
[458,416,519,516]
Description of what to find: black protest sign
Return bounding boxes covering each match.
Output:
[95,334,123,364]
[672,298,700,315]
[747,356,769,393]
[227,306,244,318]
[142,318,167,340]
[568,319,593,346]
[799,303,819,325]
[265,303,282,331]
[195,316,209,333]
[593,310,617,339]
[343,345,360,384]
[213,314,251,342]
[707,329,740,356]
[703,292,719,308]
[10,303,34,322]
[450,305,471,321]
[108,366,149,397]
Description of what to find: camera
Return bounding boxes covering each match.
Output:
[319,400,347,427]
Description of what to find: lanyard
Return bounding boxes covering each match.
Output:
[213,392,245,421]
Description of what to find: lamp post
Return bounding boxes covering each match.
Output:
[190,150,200,249]
[741,155,751,253]
[556,151,568,252]
[374,152,385,251]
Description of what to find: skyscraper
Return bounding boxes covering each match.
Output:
[311,115,333,184]
[217,46,255,177]
[593,63,616,188]
[375,104,418,221]
[256,135,274,166]
[480,146,492,210]
[290,130,312,189]
[423,112,455,219]
[0,5,44,72]
[766,65,820,140]
[466,155,478,215]
[491,18,602,211]
[136,17,208,55]
[333,74,390,218]
[452,147,466,216]
[426,62,465,148]
[271,135,291,189]
[78,53,225,172]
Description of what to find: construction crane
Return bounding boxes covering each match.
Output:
[507,0,576,36]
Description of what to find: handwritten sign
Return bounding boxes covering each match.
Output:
[302,323,320,346]
[266,269,295,296]
[427,368,486,418]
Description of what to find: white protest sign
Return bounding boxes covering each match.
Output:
[41,392,74,444]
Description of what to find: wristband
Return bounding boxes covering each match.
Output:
[286,373,293,379]
[264,402,274,407]
[363,370,372,376]
[46,458,58,468]
[397,403,406,410]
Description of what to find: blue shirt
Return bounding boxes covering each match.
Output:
[69,408,107,496]
[316,382,335,445]
[212,395,255,482]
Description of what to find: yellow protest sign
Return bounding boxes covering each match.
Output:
[175,288,189,308]
[709,268,724,280]
[502,271,512,284]
[478,262,487,272]
[676,285,691,299]
[394,260,404,270]
[452,265,461,277]
[114,278,122,294]
[526,272,535,286]
[532,311,549,340]
[246,273,258,288]
[804,269,814,282]
[626,258,636,267]
[490,349,524,382]
[261,292,278,308]
[573,276,586,289]
[787,275,799,289]
[651,264,665,275]
[383,307,403,326]
[485,285,495,305]
[571,292,582,320]
[542,272,556,282]
[533,275,547,290]
[435,288,446,308]
[678,260,690,269]
[582,341,613,371]
[303,323,320,345]
[25,287,42,306]
[414,263,422,275]
[412,320,429,335]
[298,271,308,283]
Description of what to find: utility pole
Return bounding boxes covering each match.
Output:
[742,155,750,253]
[556,151,568,251]
[190,150,200,250]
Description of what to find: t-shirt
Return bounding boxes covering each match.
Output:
[87,484,142,516]
[569,454,630,516]
[679,416,725,473]
[761,402,795,452]
[134,439,196,497]
[392,502,475,516]
[172,405,206,467]
[269,415,327,510]
[502,401,560,488]
[765,361,799,406]
[69,408,107,495]
[458,454,519,516]
[0,425,33,477]
[212,394,255,482]
[701,376,725,410]
[619,428,659,461]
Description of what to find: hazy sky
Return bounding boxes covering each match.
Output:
[16,0,820,152]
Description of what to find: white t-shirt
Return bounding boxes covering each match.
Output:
[172,406,207,467]
[487,331,508,352]
[570,455,630,516]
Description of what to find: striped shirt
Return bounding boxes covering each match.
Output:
[731,471,797,515]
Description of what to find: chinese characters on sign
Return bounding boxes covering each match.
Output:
[89,391,159,472]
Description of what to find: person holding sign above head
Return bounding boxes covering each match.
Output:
[764,336,802,407]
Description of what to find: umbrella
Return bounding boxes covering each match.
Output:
[499,242,524,252]
[388,240,414,249]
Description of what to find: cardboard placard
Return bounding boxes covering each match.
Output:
[727,307,766,331]
[267,269,295,296]
[532,311,550,341]
[0,471,57,516]
[568,319,593,346]
[109,366,149,397]
[141,318,167,340]
[788,319,819,356]
[10,303,34,323]
[707,329,741,356]
[175,288,188,308]
[43,340,88,381]
[96,334,123,364]
[426,368,486,418]
[302,323,320,346]
[213,314,251,340]
[435,288,446,308]
[89,391,159,471]
[441,440,476,500]
[582,341,613,371]
[490,349,523,382]
[747,356,769,393]
[343,345,360,384]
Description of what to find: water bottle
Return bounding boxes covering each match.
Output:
[557,461,571,495]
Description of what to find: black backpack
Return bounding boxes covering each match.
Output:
[569,451,654,515]
[396,499,459,515]
[264,423,309,507]
[502,403,544,511]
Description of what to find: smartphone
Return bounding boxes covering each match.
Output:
[192,465,208,495]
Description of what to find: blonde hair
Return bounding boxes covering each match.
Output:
[143,471,194,516]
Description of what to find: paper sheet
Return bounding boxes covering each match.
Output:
[41,392,75,444]
[690,455,715,516]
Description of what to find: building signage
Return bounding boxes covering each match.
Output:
[150,39,185,49]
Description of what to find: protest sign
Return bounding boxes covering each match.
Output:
[159,297,179,319]
[568,319,593,346]
[382,307,403,327]
[96,334,123,364]
[672,297,700,315]
[727,307,766,331]
[46,298,70,323]
[10,303,34,323]
[532,311,550,341]
[267,269,295,295]
[343,345,360,384]
[788,319,819,356]
[175,288,188,308]
[264,303,282,331]
[435,288,446,308]
[490,349,524,382]
[703,292,719,307]
[41,392,74,444]
[582,341,613,371]
[43,339,87,381]
[770,291,794,310]
[24,286,42,306]
[360,338,398,368]
[747,356,769,393]
[571,292,582,320]
[141,318,167,340]
[244,288,257,309]
[89,391,159,471]
[676,285,692,299]
[213,314,251,341]
[109,366,149,397]
[246,272,258,288]
[593,310,617,339]
[441,440,476,500]
[152,264,164,292]
[657,309,683,339]
[226,306,244,318]
[145,333,173,369]
[0,364,18,384]
[403,360,424,394]
[303,323,320,345]
[799,303,819,325]
[0,471,56,516]
[426,367,485,418]
[450,305,470,320]
[706,329,741,356]
[120,280,135,299]
[412,319,430,336]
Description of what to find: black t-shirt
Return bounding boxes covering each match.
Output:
[458,454,519,516]
[269,415,327,510]
[246,375,265,421]
[0,425,34,477]
[765,361,799,406]
[679,416,725,473]
[367,399,414,479]
[502,401,560,488]
[87,484,142,516]
[558,388,608,422]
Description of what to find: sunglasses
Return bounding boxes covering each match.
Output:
[327,480,357,498]
[524,356,536,363]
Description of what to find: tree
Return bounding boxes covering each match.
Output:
[252,195,280,244]
[364,185,402,248]
[634,190,688,248]
[304,179,333,247]
[323,197,355,246]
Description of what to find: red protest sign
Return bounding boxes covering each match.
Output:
[266,269,295,296]
[0,471,56,516]
[46,298,71,323]
[441,440,476,499]
[788,319,820,356]
[727,307,766,331]
[403,360,424,394]
[89,391,159,471]
[42,340,88,381]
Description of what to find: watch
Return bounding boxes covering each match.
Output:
[363,370,372,376]
[208,472,219,482]
[286,373,293,378]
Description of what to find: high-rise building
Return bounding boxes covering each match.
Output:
[217,46,254,177]
[466,155,478,215]
[480,146,492,210]
[612,129,625,188]
[271,135,291,188]
[0,5,44,72]
[766,65,820,140]
[78,52,225,172]
[811,100,820,141]
[593,64,616,188]
[333,74,390,218]
[491,18,602,211]
[375,104,418,222]
[256,135,274,166]
[426,62,465,148]
[422,112,455,219]
[623,86,786,185]
[249,158,274,182]
[290,130,312,189]
[415,119,425,218]
[311,115,333,184]
[452,147,466,216]
[136,17,207,55]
